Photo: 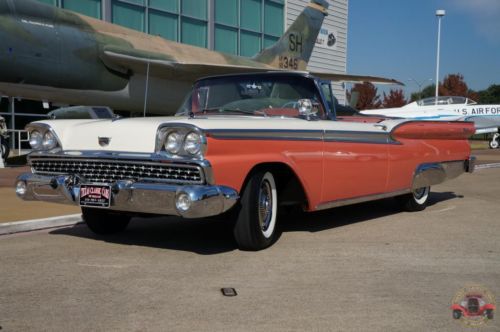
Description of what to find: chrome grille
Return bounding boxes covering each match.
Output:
[30,157,204,184]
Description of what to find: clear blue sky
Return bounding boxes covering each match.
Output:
[347,0,500,97]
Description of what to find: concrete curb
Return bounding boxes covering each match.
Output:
[476,163,500,170]
[0,214,82,236]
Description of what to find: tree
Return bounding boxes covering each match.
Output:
[410,84,435,101]
[438,73,478,100]
[478,84,500,103]
[348,82,381,110]
[382,89,407,108]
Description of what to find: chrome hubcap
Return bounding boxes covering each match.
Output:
[413,187,428,200]
[258,180,273,232]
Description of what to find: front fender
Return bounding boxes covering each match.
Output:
[205,137,324,210]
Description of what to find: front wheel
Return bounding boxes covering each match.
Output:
[489,134,499,149]
[453,310,462,319]
[486,309,494,320]
[396,186,430,212]
[82,207,131,235]
[233,171,279,251]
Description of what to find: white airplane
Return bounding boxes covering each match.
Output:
[361,96,500,149]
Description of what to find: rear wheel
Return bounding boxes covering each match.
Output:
[82,207,131,235]
[397,186,430,212]
[233,171,279,251]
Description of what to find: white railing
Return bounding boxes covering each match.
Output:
[7,129,30,156]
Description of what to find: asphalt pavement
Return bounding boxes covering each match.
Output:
[1,166,499,331]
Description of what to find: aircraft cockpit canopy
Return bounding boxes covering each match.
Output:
[417,96,477,106]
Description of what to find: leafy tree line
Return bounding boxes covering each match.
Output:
[348,73,500,110]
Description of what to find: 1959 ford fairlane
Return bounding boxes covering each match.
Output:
[16,72,475,250]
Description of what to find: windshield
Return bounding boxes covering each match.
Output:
[417,96,472,106]
[176,75,325,118]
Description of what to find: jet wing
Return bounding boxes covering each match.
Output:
[101,48,403,85]
[461,116,500,134]
[100,49,276,81]
[310,72,404,85]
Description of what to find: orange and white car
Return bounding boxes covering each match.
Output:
[16,72,475,250]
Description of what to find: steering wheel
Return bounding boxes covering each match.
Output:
[281,101,298,108]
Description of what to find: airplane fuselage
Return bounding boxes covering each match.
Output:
[361,97,500,137]
[0,0,277,114]
[365,104,500,121]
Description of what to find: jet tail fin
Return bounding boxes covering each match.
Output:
[252,0,329,71]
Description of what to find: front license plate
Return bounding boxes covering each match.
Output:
[79,184,111,208]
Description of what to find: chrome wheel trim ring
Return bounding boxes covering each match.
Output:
[413,187,429,205]
[258,172,277,239]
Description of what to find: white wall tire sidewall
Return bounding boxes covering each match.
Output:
[413,187,429,205]
[261,172,277,239]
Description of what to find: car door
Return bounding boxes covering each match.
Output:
[318,81,389,205]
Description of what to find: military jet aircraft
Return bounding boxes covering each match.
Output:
[0,0,400,115]
[361,96,500,148]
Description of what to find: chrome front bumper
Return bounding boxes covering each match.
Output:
[15,173,239,218]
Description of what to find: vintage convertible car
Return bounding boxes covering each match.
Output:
[16,72,476,250]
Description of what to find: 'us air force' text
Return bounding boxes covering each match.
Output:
[455,107,500,115]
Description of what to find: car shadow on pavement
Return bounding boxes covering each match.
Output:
[50,217,239,255]
[280,191,462,233]
[49,191,462,254]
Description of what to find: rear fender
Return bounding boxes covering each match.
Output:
[391,121,475,141]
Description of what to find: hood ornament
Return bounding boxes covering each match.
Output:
[98,137,111,147]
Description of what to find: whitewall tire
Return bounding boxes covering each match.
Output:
[233,170,279,250]
[397,186,430,212]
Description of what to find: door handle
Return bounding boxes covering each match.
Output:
[374,124,387,131]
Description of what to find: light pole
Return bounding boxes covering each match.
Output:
[408,78,433,100]
[435,9,445,104]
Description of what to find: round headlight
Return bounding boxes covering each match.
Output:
[184,132,202,155]
[165,132,183,154]
[42,131,57,150]
[29,130,43,150]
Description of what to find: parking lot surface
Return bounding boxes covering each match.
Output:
[1,168,499,331]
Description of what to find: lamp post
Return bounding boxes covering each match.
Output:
[435,9,445,104]
[408,78,433,100]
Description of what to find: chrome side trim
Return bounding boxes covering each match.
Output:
[324,130,399,144]
[208,129,399,145]
[316,189,411,211]
[207,129,323,141]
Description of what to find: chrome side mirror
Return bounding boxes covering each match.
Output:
[298,99,319,120]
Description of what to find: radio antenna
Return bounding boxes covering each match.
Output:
[143,61,150,117]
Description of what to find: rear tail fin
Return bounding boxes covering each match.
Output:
[252,0,328,71]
